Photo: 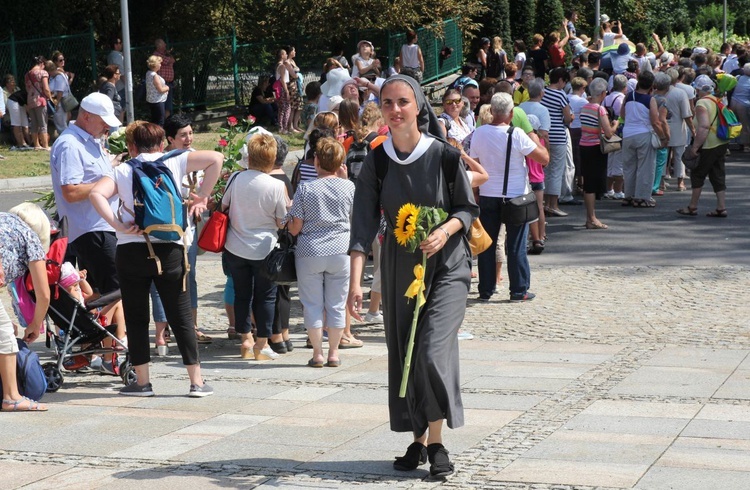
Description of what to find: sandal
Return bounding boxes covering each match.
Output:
[393,442,428,471]
[227,327,240,340]
[195,330,213,344]
[676,206,698,216]
[339,335,363,349]
[585,221,609,230]
[706,208,728,218]
[307,358,324,368]
[621,197,634,207]
[528,240,545,255]
[325,358,341,368]
[2,397,47,412]
[633,199,656,208]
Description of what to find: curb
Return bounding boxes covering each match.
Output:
[0,149,305,193]
[0,175,52,191]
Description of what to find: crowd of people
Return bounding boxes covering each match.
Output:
[1,16,747,477]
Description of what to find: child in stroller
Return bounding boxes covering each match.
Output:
[56,262,127,374]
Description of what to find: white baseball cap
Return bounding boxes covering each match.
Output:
[80,92,121,127]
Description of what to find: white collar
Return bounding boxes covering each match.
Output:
[383,134,435,165]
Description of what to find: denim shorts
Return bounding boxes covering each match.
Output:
[530,181,545,192]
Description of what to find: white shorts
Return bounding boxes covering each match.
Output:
[607,149,624,177]
[0,302,19,355]
[296,254,350,329]
[7,99,29,128]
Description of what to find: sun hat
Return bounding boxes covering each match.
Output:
[59,262,81,290]
[320,68,352,97]
[357,40,373,51]
[693,74,715,93]
[660,52,675,66]
[80,93,121,127]
[617,43,630,56]
[600,14,610,24]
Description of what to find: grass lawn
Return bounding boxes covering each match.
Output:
[0,127,305,180]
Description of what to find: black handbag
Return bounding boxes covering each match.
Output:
[500,127,540,226]
[260,226,297,285]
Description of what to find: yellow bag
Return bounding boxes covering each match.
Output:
[468,218,492,256]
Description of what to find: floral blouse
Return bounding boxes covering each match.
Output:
[0,213,46,282]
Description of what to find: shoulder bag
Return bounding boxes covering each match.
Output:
[197,172,240,253]
[260,226,297,285]
[598,105,622,154]
[500,127,539,226]
[468,218,492,255]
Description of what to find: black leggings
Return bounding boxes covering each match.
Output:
[116,242,198,366]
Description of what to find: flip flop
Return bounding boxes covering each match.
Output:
[2,397,47,412]
[195,331,213,344]
[325,359,341,368]
[585,221,609,230]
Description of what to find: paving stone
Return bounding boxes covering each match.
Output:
[635,466,750,490]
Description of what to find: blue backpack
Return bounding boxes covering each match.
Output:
[0,339,47,400]
[127,149,188,241]
[125,150,190,285]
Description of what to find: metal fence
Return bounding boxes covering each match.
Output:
[0,26,97,103]
[1,19,462,112]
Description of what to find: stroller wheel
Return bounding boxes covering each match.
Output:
[120,360,137,386]
[43,362,64,392]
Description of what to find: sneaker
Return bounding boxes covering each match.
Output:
[457,330,474,340]
[603,190,615,199]
[364,311,384,323]
[119,382,155,397]
[510,292,536,302]
[189,383,214,398]
[614,192,626,199]
[99,360,117,376]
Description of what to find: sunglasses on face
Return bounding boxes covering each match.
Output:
[444,99,462,105]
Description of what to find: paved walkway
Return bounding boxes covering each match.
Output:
[1,154,750,489]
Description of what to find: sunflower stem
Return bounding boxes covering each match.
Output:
[399,251,428,398]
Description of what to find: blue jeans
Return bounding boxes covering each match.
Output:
[224,251,277,337]
[477,196,531,299]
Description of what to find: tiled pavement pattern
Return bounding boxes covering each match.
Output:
[2,156,750,489]
[2,260,750,490]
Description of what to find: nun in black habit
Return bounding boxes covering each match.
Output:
[347,75,479,478]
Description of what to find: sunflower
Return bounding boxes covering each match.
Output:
[394,203,420,247]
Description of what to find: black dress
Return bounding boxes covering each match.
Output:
[350,136,479,435]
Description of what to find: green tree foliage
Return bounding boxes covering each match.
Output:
[695,3,736,32]
[535,0,564,37]
[509,0,536,46]
[480,0,512,47]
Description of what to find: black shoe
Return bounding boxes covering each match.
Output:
[268,340,288,354]
[393,442,428,471]
[285,339,294,352]
[427,443,454,478]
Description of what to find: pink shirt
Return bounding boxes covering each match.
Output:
[526,137,545,183]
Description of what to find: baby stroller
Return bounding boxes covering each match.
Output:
[17,225,135,392]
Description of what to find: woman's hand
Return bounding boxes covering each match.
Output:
[189,192,209,218]
[23,325,41,344]
[347,286,364,321]
[115,219,142,235]
[420,227,449,258]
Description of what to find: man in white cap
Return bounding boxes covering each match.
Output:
[50,92,122,294]
[676,75,729,218]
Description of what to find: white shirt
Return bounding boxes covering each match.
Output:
[469,125,537,198]
[223,170,288,260]
[567,93,588,129]
[113,151,188,246]
[351,54,374,78]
